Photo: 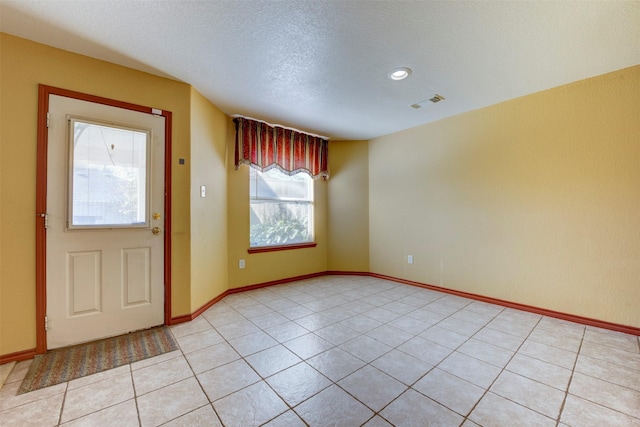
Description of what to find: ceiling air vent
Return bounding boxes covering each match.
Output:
[410,94,445,109]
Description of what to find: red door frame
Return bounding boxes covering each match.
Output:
[35,84,173,353]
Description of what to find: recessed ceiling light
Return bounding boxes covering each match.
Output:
[388,67,412,81]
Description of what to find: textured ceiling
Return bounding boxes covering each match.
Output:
[1,1,639,140]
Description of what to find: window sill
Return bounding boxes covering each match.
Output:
[248,242,317,254]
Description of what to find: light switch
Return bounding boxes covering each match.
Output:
[200,185,206,197]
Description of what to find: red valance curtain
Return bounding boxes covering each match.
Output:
[234,116,329,180]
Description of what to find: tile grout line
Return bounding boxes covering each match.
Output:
[555,326,586,427]
[459,314,546,425]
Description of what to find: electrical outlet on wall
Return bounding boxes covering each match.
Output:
[407,255,414,264]
[239,259,245,269]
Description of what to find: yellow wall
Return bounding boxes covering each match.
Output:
[327,140,369,272]
[0,34,193,355]
[226,118,328,288]
[369,66,640,327]
[189,88,228,310]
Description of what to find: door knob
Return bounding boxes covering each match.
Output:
[152,227,161,235]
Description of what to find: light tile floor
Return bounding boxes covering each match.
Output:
[1,276,639,426]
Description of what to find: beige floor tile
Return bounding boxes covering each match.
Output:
[413,368,484,416]
[569,372,640,418]
[338,314,383,334]
[579,340,640,371]
[214,381,287,427]
[494,309,542,328]
[170,316,214,338]
[245,344,302,377]
[266,362,331,406]
[458,338,515,368]
[575,354,640,392]
[366,324,413,347]
[491,371,565,419]
[132,355,193,396]
[176,328,225,353]
[341,335,393,363]
[419,325,469,349]
[197,358,260,401]
[61,373,133,423]
[384,300,415,315]
[203,308,244,327]
[264,321,309,342]
[528,327,582,352]
[0,392,64,427]
[130,349,183,371]
[162,404,223,426]
[60,399,138,427]
[371,349,432,385]
[485,317,534,338]
[295,384,373,427]
[314,323,361,345]
[235,302,273,318]
[137,377,208,427]
[248,311,289,329]
[472,327,525,351]
[283,333,334,359]
[450,308,494,327]
[436,316,483,337]
[294,313,337,331]
[362,415,394,427]
[560,394,640,427]
[438,351,501,389]
[397,336,452,365]
[264,298,298,311]
[406,307,449,325]
[380,388,463,427]
[4,360,31,385]
[362,307,401,323]
[518,339,578,369]
[0,381,66,412]
[584,326,640,353]
[228,330,278,356]
[277,304,314,320]
[387,315,430,335]
[185,341,240,374]
[262,409,307,427]
[3,277,639,427]
[338,365,407,412]
[465,300,504,317]
[67,364,130,390]
[506,353,572,391]
[306,347,366,382]
[0,362,16,388]
[469,392,556,427]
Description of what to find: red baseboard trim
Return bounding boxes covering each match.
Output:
[226,272,327,294]
[0,348,37,365]
[170,290,232,325]
[366,273,640,336]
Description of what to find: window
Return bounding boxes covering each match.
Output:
[68,118,150,229]
[249,168,314,248]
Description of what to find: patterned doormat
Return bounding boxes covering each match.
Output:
[19,326,177,394]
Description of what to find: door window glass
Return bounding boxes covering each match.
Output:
[68,118,150,228]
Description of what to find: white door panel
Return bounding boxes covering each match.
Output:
[46,95,165,349]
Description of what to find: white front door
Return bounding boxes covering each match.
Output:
[46,95,165,349]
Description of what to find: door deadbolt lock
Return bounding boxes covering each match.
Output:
[152,227,161,235]
[152,213,161,220]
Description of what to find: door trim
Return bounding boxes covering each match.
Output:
[35,84,173,353]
